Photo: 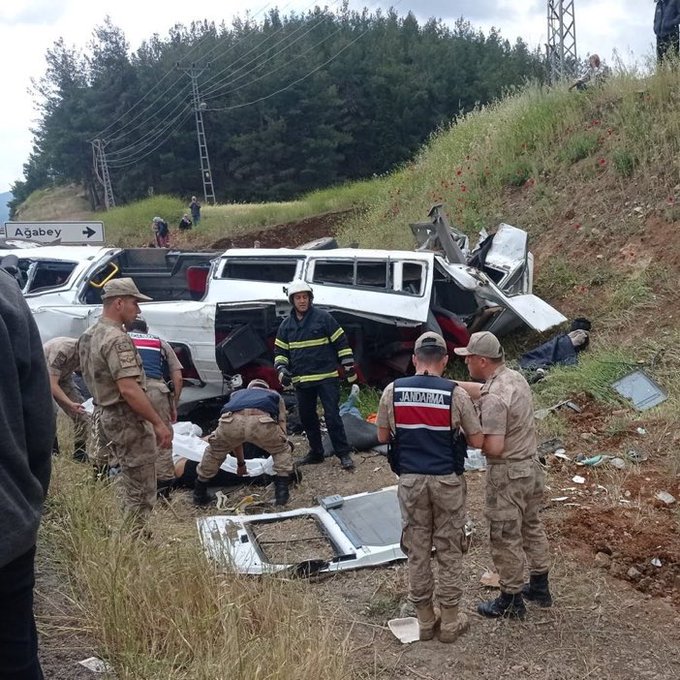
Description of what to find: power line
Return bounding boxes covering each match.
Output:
[107,108,193,168]
[200,1,342,97]
[201,19,346,102]
[204,24,373,113]
[107,96,191,158]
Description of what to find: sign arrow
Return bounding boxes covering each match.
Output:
[83,227,96,238]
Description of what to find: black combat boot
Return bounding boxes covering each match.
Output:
[338,453,355,471]
[157,479,175,500]
[297,451,325,465]
[192,479,211,506]
[522,572,553,607]
[477,592,526,619]
[274,476,290,506]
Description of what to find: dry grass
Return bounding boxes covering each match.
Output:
[41,455,351,680]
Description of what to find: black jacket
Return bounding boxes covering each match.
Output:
[274,306,354,386]
[0,270,53,567]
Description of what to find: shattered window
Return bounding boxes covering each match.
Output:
[219,258,300,282]
[356,261,388,288]
[400,262,424,295]
[24,260,77,293]
[313,261,354,285]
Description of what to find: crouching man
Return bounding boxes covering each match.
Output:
[193,379,295,506]
[377,332,483,643]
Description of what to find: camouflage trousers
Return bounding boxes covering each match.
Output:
[98,402,157,522]
[197,412,293,481]
[57,379,90,451]
[146,379,175,482]
[485,459,551,593]
[397,473,467,608]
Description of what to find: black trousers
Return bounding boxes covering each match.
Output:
[295,379,350,457]
[657,27,680,62]
[0,547,43,680]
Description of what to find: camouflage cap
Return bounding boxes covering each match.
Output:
[414,331,447,352]
[101,277,153,301]
[453,331,503,359]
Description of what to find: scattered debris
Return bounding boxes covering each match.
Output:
[636,427,647,436]
[388,617,420,644]
[551,496,570,502]
[655,491,676,505]
[465,448,487,471]
[625,448,648,464]
[78,657,112,673]
[534,400,582,420]
[651,557,662,568]
[198,487,406,574]
[572,475,586,484]
[611,370,667,411]
[538,438,566,456]
[480,570,500,588]
[554,452,571,461]
[576,454,606,467]
[609,457,626,470]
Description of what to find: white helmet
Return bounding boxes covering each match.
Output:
[286,280,313,304]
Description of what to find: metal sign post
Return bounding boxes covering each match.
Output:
[1,221,106,245]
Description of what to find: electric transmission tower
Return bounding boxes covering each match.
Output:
[547,0,577,83]
[177,63,216,205]
[91,139,116,210]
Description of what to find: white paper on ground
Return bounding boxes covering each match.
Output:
[387,617,420,644]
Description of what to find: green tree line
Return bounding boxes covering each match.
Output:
[11,7,545,213]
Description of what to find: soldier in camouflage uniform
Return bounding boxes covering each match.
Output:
[77,278,173,525]
[377,332,483,643]
[127,317,183,497]
[194,379,295,506]
[455,332,552,619]
[43,337,89,461]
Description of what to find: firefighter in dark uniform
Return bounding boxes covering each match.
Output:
[274,280,356,471]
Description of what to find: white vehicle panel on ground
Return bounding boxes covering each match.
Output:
[197,486,405,575]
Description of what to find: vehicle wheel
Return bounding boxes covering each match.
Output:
[296,236,337,250]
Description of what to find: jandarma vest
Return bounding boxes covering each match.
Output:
[221,388,280,420]
[129,332,164,379]
[391,374,467,475]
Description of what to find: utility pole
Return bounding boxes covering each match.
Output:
[177,63,216,205]
[546,0,577,84]
[91,139,116,210]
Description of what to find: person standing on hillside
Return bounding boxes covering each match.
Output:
[454,332,552,619]
[189,196,201,225]
[43,336,90,461]
[274,280,357,471]
[78,278,173,528]
[178,214,193,231]
[0,267,54,680]
[376,332,483,643]
[127,317,183,498]
[151,217,170,248]
[655,0,680,62]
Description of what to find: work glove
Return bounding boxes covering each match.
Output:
[278,368,292,387]
[568,329,589,348]
[345,366,358,384]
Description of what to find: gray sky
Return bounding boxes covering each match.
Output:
[0,1,655,193]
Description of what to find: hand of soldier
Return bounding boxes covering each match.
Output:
[345,366,358,384]
[170,403,178,424]
[154,421,173,449]
[67,401,87,417]
[278,369,292,387]
[236,460,248,476]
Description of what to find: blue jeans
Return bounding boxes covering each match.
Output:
[0,546,43,680]
[295,379,350,457]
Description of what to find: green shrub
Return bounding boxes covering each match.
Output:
[559,132,599,164]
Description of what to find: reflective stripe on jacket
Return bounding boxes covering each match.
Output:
[274,306,353,385]
[393,374,464,475]
[129,332,164,379]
